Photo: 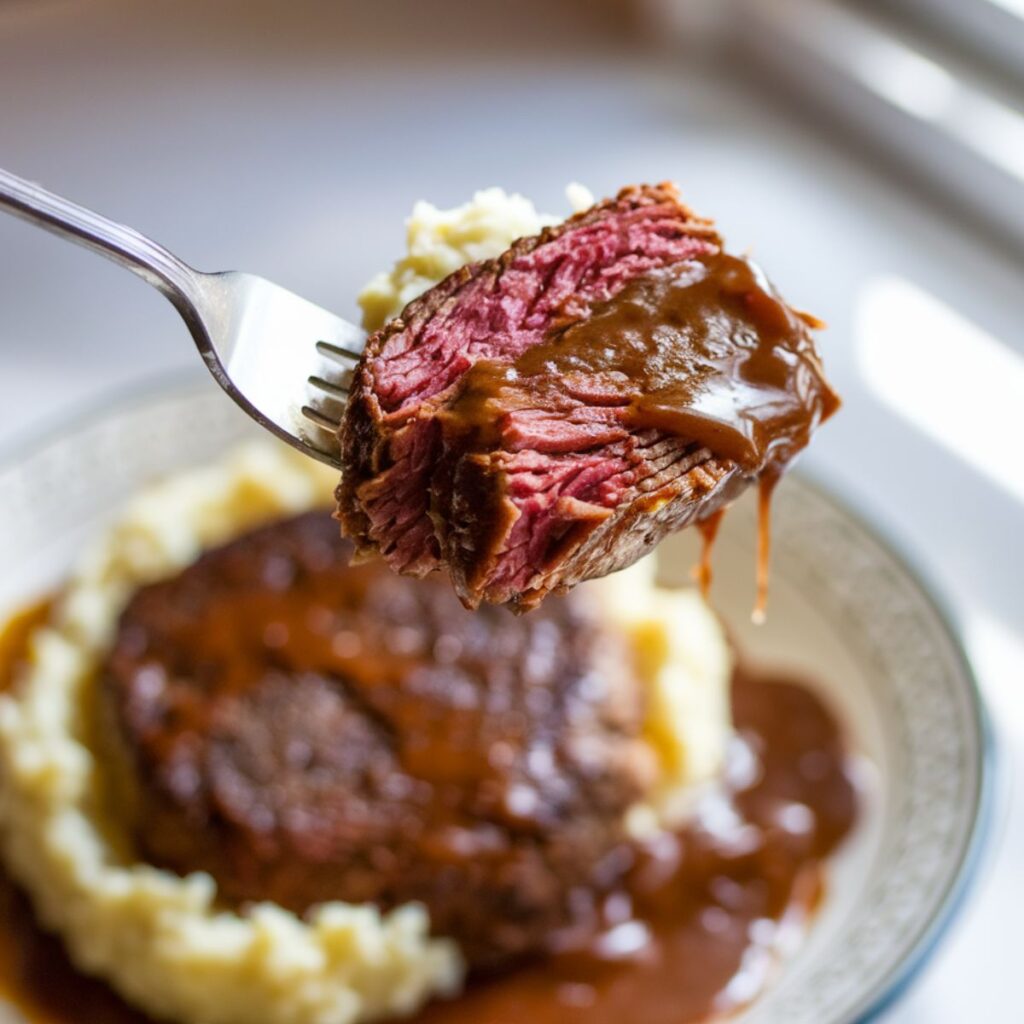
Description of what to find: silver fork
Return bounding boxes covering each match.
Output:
[0,167,364,467]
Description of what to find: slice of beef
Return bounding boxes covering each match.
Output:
[100,511,657,970]
[337,183,837,611]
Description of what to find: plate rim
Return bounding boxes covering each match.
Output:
[0,370,997,1024]
[0,368,219,476]
[789,474,996,1023]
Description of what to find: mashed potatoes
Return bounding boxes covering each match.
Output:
[595,559,732,834]
[0,187,731,1024]
[0,446,462,1024]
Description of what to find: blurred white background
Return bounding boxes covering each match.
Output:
[1,1,1021,1020]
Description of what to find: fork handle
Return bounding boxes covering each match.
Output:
[0,167,206,323]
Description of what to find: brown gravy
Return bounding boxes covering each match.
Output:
[447,252,838,474]
[446,253,840,612]
[0,608,857,1024]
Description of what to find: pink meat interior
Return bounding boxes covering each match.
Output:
[358,201,718,592]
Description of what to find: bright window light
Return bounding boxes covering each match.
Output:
[856,275,1024,505]
[992,0,1024,18]
[852,39,957,121]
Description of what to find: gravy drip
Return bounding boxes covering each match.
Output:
[446,253,840,611]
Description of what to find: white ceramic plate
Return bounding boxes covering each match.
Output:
[0,376,991,1024]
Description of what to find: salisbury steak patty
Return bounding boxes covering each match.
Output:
[337,183,837,612]
[101,511,656,968]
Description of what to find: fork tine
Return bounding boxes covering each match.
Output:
[317,339,362,362]
[308,374,349,398]
[301,405,343,432]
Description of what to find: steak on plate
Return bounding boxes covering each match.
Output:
[100,511,656,969]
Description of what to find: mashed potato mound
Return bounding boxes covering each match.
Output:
[0,186,731,1024]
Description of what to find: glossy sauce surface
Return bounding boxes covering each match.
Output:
[0,604,857,1024]
[100,513,649,965]
[447,252,839,613]
[448,252,839,473]
[413,670,856,1024]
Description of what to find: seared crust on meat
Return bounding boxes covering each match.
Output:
[336,185,734,610]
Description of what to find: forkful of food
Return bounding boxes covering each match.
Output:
[0,169,838,614]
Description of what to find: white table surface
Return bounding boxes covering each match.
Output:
[1,2,1021,1021]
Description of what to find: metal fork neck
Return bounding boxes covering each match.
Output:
[0,167,207,326]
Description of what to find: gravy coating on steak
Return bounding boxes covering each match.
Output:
[337,184,838,612]
[100,511,657,969]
